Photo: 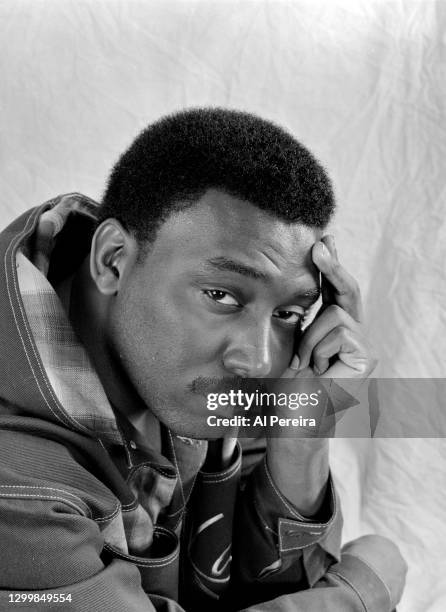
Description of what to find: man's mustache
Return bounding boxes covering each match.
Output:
[188,376,268,395]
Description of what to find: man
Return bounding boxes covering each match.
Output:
[0,108,406,611]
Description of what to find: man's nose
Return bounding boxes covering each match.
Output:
[222,322,273,378]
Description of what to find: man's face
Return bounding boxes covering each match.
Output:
[108,189,322,437]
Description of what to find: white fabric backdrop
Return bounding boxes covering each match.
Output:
[1,1,445,610]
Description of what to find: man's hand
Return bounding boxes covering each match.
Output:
[267,235,376,518]
[286,234,377,379]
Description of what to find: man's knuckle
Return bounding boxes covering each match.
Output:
[337,325,350,342]
[369,355,379,372]
[351,279,361,297]
[326,304,343,319]
[331,259,342,275]
[333,305,352,326]
[312,345,325,360]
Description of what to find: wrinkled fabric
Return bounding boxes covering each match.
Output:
[0,3,444,610]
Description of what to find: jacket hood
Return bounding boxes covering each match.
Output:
[0,193,122,444]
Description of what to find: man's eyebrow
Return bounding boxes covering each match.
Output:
[204,257,268,281]
[202,256,321,303]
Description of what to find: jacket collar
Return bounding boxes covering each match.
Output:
[6,193,123,443]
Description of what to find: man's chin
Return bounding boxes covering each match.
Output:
[146,390,238,439]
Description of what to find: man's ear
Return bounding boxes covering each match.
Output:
[90,219,138,296]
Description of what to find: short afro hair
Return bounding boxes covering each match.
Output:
[99,108,335,244]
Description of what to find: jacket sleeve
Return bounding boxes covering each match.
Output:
[239,535,406,612]
[0,494,185,612]
[239,552,398,612]
[228,437,405,612]
[0,475,402,612]
[230,442,342,609]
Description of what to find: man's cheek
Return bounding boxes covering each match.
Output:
[182,319,223,355]
[269,335,295,376]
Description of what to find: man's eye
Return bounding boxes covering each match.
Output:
[204,290,240,306]
[273,310,303,325]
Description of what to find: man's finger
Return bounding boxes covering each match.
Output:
[297,305,361,370]
[322,234,338,260]
[311,327,368,376]
[312,239,363,322]
[318,235,337,308]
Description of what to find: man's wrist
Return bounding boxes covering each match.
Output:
[266,438,329,518]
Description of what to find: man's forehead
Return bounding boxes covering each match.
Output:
[152,189,322,261]
[146,190,322,297]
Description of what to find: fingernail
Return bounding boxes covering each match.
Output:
[319,242,330,259]
[289,355,300,370]
[326,235,338,259]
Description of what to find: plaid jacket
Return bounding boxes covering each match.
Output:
[0,195,390,611]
